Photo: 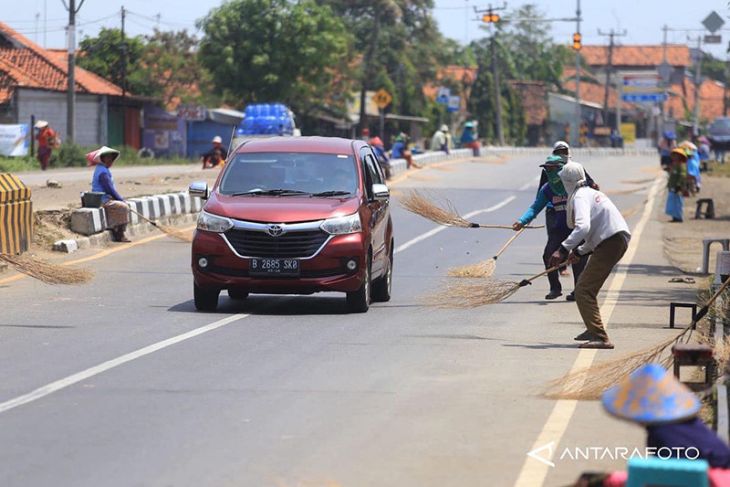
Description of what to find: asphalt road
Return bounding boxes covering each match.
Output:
[0,153,676,486]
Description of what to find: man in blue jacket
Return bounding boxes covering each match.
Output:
[513,155,588,300]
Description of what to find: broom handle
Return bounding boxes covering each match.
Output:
[692,276,730,324]
[127,207,160,228]
[525,263,565,282]
[493,228,525,260]
[469,223,544,229]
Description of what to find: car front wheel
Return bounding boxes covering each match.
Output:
[194,284,220,311]
[346,255,371,313]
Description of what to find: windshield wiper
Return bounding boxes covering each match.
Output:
[230,189,311,197]
[311,190,352,197]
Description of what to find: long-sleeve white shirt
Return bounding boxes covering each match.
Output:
[562,187,630,255]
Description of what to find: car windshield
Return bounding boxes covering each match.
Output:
[219,152,358,196]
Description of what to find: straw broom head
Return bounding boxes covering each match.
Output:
[400,190,473,228]
[158,224,193,242]
[0,254,94,285]
[542,330,687,401]
[448,258,497,278]
[423,278,521,308]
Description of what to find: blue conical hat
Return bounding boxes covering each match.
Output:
[601,364,700,425]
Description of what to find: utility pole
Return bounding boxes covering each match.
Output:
[692,35,703,136]
[598,28,627,128]
[63,0,85,144]
[574,0,581,147]
[476,3,506,145]
[121,6,127,98]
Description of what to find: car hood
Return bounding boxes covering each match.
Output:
[204,193,362,223]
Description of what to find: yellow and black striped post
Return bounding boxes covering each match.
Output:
[0,173,33,255]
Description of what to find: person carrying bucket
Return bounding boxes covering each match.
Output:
[87,146,130,243]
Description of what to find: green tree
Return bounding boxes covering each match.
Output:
[197,0,352,114]
[77,28,147,95]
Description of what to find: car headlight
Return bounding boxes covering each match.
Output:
[320,213,362,235]
[197,211,234,233]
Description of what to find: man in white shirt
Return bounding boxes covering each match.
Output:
[549,162,631,349]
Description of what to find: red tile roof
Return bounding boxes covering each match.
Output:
[0,22,122,103]
[581,45,691,68]
[666,77,726,122]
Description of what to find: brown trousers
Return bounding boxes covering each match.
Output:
[574,232,629,341]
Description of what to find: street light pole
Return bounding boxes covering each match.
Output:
[692,36,703,136]
[66,0,77,144]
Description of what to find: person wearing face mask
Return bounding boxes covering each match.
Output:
[549,161,631,349]
[513,155,588,301]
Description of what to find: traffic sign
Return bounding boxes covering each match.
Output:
[372,89,392,110]
[704,34,722,44]
[447,95,461,113]
[703,11,725,34]
[658,62,673,83]
[436,87,451,105]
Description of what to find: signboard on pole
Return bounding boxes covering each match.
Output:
[703,11,725,34]
[704,34,722,44]
[372,89,393,110]
[447,95,461,112]
[0,124,29,156]
[621,74,667,103]
[436,87,451,105]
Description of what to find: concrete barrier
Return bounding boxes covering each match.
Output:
[69,192,203,239]
[388,148,473,177]
[0,173,33,255]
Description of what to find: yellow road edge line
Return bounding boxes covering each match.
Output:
[513,177,664,487]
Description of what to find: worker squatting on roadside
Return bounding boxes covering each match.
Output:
[549,161,631,350]
[87,146,130,243]
[513,154,588,301]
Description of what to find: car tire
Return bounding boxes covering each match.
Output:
[346,255,371,313]
[227,289,249,301]
[372,243,393,303]
[194,284,220,311]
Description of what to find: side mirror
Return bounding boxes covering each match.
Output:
[189,181,209,200]
[372,183,390,201]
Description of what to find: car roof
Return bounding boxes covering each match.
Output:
[235,136,362,155]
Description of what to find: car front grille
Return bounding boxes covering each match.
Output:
[224,228,330,258]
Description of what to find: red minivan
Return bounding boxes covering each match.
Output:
[189,137,393,313]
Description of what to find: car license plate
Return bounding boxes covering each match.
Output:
[249,258,300,276]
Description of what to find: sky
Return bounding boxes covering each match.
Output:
[2,0,730,59]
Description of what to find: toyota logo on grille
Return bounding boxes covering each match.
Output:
[267,224,284,237]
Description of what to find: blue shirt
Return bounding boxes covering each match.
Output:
[92,164,124,203]
[519,183,569,231]
[391,141,406,159]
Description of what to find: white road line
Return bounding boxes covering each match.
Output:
[0,314,249,415]
[519,175,541,191]
[513,176,664,487]
[395,195,517,254]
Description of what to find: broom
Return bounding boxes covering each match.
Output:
[400,190,544,229]
[426,262,565,308]
[0,254,93,285]
[127,208,193,242]
[543,276,730,401]
[448,228,526,278]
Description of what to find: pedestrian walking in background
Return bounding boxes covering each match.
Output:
[431,124,450,154]
[87,146,130,243]
[35,120,58,171]
[459,121,480,156]
[513,155,588,301]
[550,161,631,349]
[665,147,689,223]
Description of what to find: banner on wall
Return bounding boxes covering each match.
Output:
[0,124,29,156]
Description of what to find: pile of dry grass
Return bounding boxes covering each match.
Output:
[0,254,93,285]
